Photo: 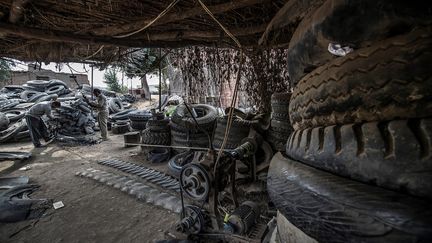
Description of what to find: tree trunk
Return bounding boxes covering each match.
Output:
[141,75,151,100]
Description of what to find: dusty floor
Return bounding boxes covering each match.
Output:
[0,99,182,243]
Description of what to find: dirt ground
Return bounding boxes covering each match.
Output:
[0,99,182,243]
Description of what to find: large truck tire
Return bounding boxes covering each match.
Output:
[290,28,432,130]
[286,118,432,199]
[287,0,432,85]
[268,152,432,243]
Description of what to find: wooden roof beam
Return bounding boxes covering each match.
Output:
[90,0,270,36]
[0,22,215,48]
[9,0,31,23]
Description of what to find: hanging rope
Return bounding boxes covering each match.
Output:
[83,45,104,60]
[196,0,242,48]
[214,50,244,174]
[114,0,181,38]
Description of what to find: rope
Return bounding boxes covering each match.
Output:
[196,0,242,48]
[83,45,104,60]
[114,0,181,38]
[213,50,244,174]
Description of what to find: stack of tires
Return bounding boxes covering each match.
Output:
[141,116,171,162]
[266,93,293,152]
[268,1,432,242]
[212,116,251,149]
[170,104,217,153]
[128,110,152,131]
[141,117,171,147]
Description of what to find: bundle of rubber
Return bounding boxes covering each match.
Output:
[111,123,130,134]
[267,92,293,152]
[147,148,171,163]
[268,152,432,243]
[212,116,252,149]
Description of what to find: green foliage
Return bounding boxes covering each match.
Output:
[103,68,128,93]
[122,49,168,79]
[0,60,12,86]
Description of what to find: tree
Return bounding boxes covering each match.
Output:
[103,68,127,93]
[121,48,168,99]
[0,59,13,87]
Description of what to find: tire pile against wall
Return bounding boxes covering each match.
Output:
[266,93,293,152]
[0,79,135,143]
[267,2,432,242]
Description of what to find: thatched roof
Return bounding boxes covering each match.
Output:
[0,0,321,63]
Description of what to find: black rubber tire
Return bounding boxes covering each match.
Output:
[48,79,68,88]
[286,118,432,199]
[111,123,130,134]
[212,116,252,149]
[110,108,137,121]
[268,152,432,243]
[287,0,432,86]
[0,112,9,131]
[3,109,25,123]
[130,120,147,131]
[167,151,195,178]
[146,119,170,132]
[271,92,291,118]
[0,120,27,143]
[270,120,293,133]
[0,100,20,111]
[171,104,217,129]
[46,85,65,94]
[20,90,40,101]
[266,128,290,152]
[108,98,124,113]
[128,110,152,122]
[290,28,432,130]
[28,93,48,103]
[141,129,170,145]
[147,148,171,163]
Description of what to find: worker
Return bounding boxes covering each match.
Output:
[84,88,108,141]
[25,101,61,148]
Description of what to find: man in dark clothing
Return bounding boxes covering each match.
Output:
[84,88,109,140]
[25,101,61,147]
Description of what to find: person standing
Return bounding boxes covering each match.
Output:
[25,101,61,147]
[84,88,109,140]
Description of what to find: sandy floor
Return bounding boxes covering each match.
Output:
[0,99,181,243]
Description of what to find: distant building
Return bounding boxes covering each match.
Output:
[9,64,89,89]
